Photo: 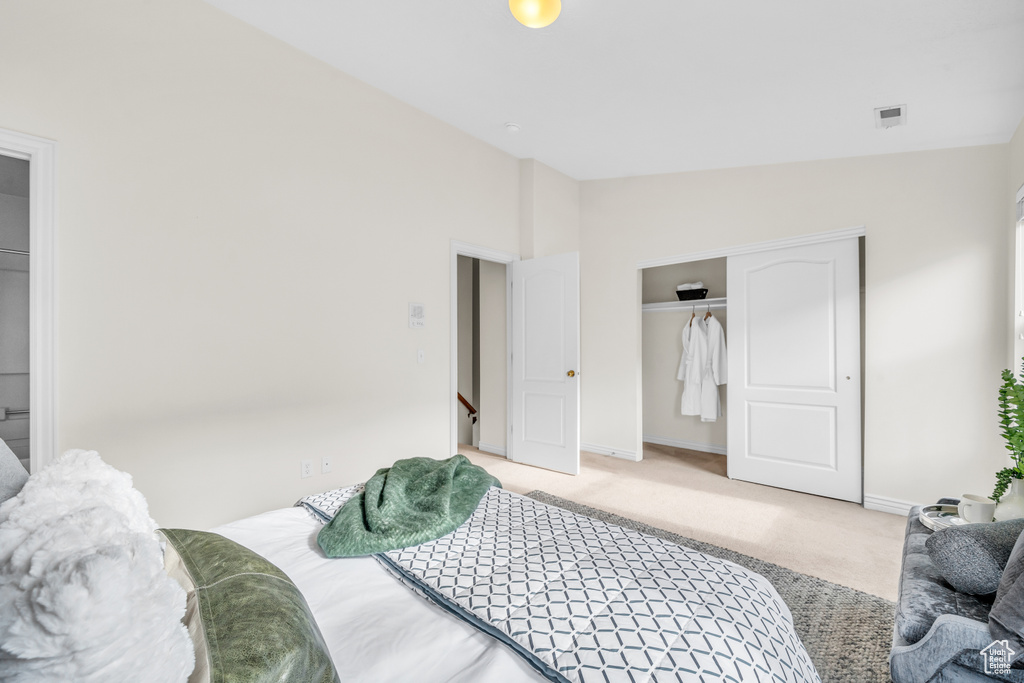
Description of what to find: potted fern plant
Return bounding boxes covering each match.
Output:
[993,359,1024,520]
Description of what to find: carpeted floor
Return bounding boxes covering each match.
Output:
[527,491,895,683]
[463,444,906,600]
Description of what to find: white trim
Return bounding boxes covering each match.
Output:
[642,434,727,456]
[0,129,57,474]
[477,441,507,457]
[636,225,866,269]
[449,240,519,462]
[863,494,917,516]
[450,240,519,265]
[581,442,640,462]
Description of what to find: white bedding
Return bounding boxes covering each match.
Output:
[212,507,547,683]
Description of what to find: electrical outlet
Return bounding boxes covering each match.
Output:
[321,456,332,474]
[300,459,313,479]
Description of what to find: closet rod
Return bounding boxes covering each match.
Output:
[0,247,28,256]
[642,297,727,313]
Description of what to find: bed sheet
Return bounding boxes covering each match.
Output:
[211,507,546,683]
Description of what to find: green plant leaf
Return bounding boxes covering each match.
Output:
[993,467,1016,501]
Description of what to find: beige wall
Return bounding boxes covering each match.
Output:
[478,259,507,452]
[0,0,521,528]
[519,159,580,258]
[641,260,728,450]
[581,145,1011,506]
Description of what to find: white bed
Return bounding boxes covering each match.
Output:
[215,485,819,683]
[0,452,819,683]
[212,506,547,683]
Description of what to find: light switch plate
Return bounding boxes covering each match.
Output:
[321,456,332,474]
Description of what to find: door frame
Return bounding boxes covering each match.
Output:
[449,240,519,459]
[635,225,864,465]
[0,128,57,473]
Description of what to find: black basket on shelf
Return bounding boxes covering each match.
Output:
[675,288,709,301]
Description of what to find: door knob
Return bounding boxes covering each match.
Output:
[567,370,576,377]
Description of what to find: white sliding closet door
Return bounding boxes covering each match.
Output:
[726,238,861,503]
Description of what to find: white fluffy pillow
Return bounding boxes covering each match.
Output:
[0,450,195,682]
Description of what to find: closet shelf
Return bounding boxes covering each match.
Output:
[642,297,727,313]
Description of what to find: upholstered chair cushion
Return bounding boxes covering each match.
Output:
[989,528,1024,664]
[926,519,1024,595]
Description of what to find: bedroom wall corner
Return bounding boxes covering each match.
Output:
[518,159,580,259]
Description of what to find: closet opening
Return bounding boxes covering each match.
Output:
[638,230,866,504]
[641,257,728,460]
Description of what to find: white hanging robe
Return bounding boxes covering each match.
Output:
[676,316,707,417]
[700,314,728,422]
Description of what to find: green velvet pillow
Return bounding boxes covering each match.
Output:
[160,529,339,683]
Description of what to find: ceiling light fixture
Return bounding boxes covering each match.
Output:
[509,0,561,29]
[505,122,521,133]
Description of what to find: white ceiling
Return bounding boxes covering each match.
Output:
[204,0,1024,180]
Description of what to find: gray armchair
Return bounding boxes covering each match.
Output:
[891,501,1024,682]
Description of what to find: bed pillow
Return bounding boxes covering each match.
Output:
[0,450,194,683]
[160,528,339,683]
[926,518,1024,595]
[0,437,28,505]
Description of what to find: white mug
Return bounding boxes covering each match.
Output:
[958,494,996,524]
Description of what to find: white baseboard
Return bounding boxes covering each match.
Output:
[863,494,918,516]
[477,442,507,457]
[580,442,640,462]
[642,434,727,456]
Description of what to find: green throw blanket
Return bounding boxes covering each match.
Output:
[317,454,501,558]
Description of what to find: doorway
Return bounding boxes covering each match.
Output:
[0,155,30,472]
[449,241,517,460]
[455,254,509,457]
[0,128,57,475]
[449,242,582,476]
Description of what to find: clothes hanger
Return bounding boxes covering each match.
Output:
[689,304,695,327]
[703,302,712,321]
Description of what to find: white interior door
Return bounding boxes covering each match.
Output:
[511,251,580,475]
[726,238,861,502]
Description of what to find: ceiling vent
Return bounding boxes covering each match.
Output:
[875,105,907,129]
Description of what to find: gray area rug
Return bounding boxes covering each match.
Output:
[526,491,894,683]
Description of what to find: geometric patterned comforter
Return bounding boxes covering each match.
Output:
[298,486,820,683]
